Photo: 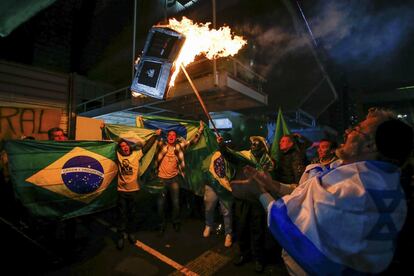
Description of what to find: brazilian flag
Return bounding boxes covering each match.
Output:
[103,123,158,177]
[202,151,234,210]
[5,140,118,221]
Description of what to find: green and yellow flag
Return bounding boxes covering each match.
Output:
[203,151,235,210]
[103,123,158,177]
[5,140,118,220]
[270,107,290,167]
[136,115,218,196]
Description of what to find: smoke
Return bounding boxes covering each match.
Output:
[238,23,307,76]
[237,0,414,76]
[309,0,414,66]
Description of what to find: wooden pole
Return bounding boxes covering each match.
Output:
[180,64,220,136]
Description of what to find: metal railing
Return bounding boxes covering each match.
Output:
[227,57,266,93]
[285,109,316,128]
[77,57,267,114]
[77,86,131,113]
[178,57,267,93]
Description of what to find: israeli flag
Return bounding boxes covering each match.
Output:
[268,161,407,274]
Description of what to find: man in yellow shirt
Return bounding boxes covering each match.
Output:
[156,121,204,233]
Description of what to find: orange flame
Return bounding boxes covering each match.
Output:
[167,17,247,87]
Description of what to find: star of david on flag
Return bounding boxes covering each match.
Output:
[266,161,407,274]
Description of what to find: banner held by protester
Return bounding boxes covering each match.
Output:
[270,107,290,167]
[136,115,218,196]
[5,140,118,220]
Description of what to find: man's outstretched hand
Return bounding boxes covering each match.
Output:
[230,166,281,201]
[230,166,266,201]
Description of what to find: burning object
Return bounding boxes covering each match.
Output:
[131,17,247,99]
[131,27,185,99]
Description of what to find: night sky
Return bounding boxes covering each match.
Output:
[1,0,414,124]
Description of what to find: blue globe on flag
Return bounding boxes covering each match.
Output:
[61,156,104,194]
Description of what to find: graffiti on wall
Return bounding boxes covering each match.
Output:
[0,107,62,140]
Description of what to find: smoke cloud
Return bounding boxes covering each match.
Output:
[238,23,307,76]
[309,0,414,66]
[237,0,414,76]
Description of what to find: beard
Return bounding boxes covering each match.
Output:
[335,142,362,162]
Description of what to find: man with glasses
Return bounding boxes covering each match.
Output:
[231,108,413,275]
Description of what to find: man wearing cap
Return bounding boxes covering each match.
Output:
[232,108,413,275]
[218,135,273,273]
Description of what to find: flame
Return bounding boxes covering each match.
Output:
[167,17,247,87]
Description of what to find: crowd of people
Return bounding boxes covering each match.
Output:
[231,107,413,274]
[111,108,413,274]
[0,107,412,275]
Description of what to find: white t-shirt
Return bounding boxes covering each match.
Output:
[117,150,143,192]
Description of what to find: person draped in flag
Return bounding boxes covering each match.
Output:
[203,150,235,248]
[116,129,161,250]
[311,139,338,166]
[231,107,413,275]
[298,139,339,184]
[156,121,204,234]
[219,135,274,273]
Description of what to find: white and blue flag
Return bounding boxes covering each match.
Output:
[268,161,407,274]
